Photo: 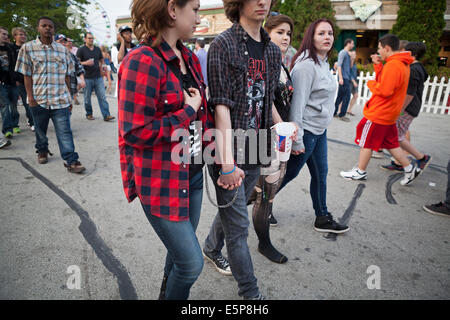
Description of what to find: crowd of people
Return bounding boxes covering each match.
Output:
[1,0,449,300]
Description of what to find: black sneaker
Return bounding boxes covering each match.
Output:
[203,249,232,276]
[423,202,450,217]
[243,293,266,300]
[380,161,404,172]
[268,213,278,227]
[416,154,432,172]
[314,214,349,234]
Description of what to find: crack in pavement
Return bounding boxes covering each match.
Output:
[324,183,366,241]
[0,157,138,300]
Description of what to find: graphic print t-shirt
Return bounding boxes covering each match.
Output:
[246,37,266,132]
[181,69,203,177]
[0,45,12,84]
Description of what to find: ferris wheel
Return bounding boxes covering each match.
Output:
[83,0,113,46]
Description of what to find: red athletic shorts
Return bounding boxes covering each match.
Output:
[355,117,399,150]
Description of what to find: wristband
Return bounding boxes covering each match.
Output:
[220,164,236,175]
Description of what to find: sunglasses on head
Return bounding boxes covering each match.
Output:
[269,11,280,16]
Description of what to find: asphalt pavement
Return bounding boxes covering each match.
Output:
[0,93,449,300]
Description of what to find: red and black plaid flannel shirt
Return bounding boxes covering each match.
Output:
[118,39,214,222]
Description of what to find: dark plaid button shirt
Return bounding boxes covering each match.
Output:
[207,22,281,165]
[118,39,214,222]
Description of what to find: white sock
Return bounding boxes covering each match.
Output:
[404,164,413,172]
[357,168,366,174]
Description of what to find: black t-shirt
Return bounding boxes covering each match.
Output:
[76,45,103,79]
[0,44,14,85]
[405,62,428,118]
[10,43,24,84]
[246,36,266,131]
[181,69,204,177]
[240,36,267,169]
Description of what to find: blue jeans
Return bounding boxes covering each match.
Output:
[278,130,329,217]
[204,165,261,298]
[84,77,110,118]
[142,170,204,300]
[334,79,351,117]
[30,106,79,165]
[0,84,14,134]
[17,84,34,126]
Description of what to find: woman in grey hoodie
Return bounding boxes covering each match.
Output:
[275,18,349,234]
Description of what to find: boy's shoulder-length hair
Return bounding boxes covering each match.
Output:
[223,0,277,23]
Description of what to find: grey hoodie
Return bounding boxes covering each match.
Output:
[289,51,337,151]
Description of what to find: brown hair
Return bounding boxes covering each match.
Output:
[12,27,27,37]
[290,18,335,70]
[223,0,277,23]
[131,0,190,46]
[264,13,294,42]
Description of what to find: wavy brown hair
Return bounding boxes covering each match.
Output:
[264,13,294,43]
[131,0,191,46]
[224,0,277,23]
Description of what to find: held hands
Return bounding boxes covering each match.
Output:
[217,164,245,190]
[183,88,201,112]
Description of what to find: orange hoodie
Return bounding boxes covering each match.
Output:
[363,52,414,125]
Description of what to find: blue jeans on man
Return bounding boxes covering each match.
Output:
[84,77,111,119]
[142,170,204,300]
[30,106,79,165]
[278,130,329,217]
[0,83,15,135]
[17,84,34,126]
[334,79,351,118]
[204,165,261,299]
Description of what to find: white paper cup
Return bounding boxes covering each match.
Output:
[272,122,296,162]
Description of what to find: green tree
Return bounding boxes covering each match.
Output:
[391,0,446,66]
[273,0,339,50]
[0,0,89,46]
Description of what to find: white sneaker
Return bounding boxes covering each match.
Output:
[0,138,11,149]
[31,125,35,132]
[340,167,367,180]
[400,163,420,186]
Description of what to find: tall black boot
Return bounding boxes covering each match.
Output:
[252,177,288,264]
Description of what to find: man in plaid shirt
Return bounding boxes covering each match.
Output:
[15,17,85,173]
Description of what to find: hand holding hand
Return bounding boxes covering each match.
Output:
[217,165,245,190]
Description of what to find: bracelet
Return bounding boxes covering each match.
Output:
[220,164,236,175]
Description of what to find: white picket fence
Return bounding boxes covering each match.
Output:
[355,72,450,115]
